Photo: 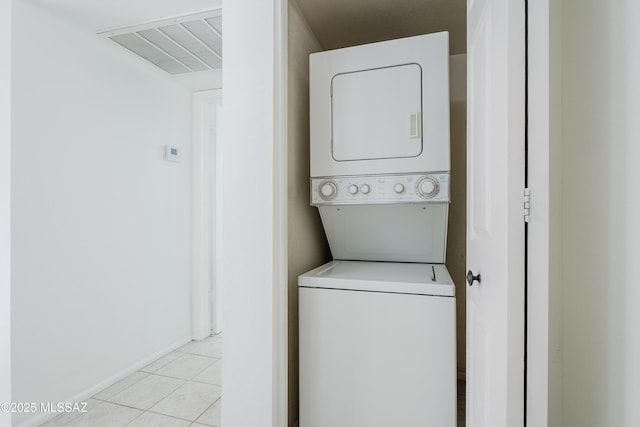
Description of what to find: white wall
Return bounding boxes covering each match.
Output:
[222,0,286,426]
[11,2,192,425]
[561,0,640,425]
[1,0,12,426]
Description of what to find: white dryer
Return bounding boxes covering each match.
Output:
[309,32,451,264]
[310,32,450,177]
[299,261,457,427]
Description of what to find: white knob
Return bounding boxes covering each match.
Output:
[319,181,337,199]
[348,185,358,195]
[417,177,439,198]
[420,179,435,194]
[394,183,405,194]
[361,184,371,194]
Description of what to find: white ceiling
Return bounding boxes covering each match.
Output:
[27,0,222,33]
[26,0,465,52]
[294,0,466,54]
[24,0,223,90]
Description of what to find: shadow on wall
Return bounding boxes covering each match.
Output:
[447,99,467,377]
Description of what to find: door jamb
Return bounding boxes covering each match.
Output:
[526,0,554,424]
[273,0,289,424]
[192,88,223,340]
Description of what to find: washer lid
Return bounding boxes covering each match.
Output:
[298,261,455,297]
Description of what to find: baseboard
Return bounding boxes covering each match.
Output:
[17,335,192,427]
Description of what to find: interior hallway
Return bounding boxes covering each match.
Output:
[41,335,222,427]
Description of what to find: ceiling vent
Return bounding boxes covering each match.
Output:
[98,10,222,75]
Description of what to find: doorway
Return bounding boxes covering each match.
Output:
[286,0,528,426]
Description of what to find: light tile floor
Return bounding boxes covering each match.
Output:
[41,335,222,427]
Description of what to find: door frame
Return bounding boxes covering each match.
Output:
[269,0,552,426]
[192,88,223,340]
[273,2,289,426]
[526,0,555,424]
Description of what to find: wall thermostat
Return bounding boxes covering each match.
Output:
[165,146,181,162]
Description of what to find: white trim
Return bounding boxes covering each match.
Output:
[527,0,555,425]
[192,89,223,340]
[0,0,12,425]
[272,0,288,425]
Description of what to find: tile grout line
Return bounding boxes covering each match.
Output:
[103,378,186,415]
[186,395,222,425]
[48,337,222,427]
[134,359,219,383]
[93,372,151,401]
[146,380,221,422]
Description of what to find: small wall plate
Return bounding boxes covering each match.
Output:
[165,146,181,162]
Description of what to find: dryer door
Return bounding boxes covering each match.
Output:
[331,63,422,161]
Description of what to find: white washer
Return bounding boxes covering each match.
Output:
[299,260,457,427]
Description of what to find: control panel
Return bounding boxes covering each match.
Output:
[311,173,450,205]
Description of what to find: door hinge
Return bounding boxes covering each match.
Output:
[524,188,531,223]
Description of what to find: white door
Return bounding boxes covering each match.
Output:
[466,0,526,425]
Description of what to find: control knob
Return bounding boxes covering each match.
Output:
[393,183,405,194]
[319,181,338,200]
[348,185,359,195]
[417,176,439,198]
[360,184,371,194]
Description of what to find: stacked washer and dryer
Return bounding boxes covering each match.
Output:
[298,32,457,427]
